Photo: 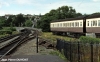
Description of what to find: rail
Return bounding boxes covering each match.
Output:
[0,29,36,60]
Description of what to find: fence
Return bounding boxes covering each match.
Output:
[56,39,100,62]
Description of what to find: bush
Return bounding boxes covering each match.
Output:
[0,30,12,35]
[10,27,16,31]
[79,36,100,43]
[3,27,16,31]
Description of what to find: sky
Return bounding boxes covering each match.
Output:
[0,0,100,16]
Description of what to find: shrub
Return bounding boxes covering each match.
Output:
[10,27,16,31]
[3,27,16,31]
[79,36,100,43]
[0,30,12,35]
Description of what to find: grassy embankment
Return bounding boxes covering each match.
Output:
[40,32,100,62]
[40,32,77,42]
[0,27,18,38]
[40,32,77,61]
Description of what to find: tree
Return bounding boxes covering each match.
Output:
[0,16,6,27]
[5,16,13,26]
[91,12,100,15]
[15,14,25,27]
[37,15,51,31]
[37,5,82,32]
[25,20,33,27]
[75,13,82,17]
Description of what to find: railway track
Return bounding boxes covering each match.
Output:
[0,33,22,43]
[0,29,36,60]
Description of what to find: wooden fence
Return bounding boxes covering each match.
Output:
[56,39,100,62]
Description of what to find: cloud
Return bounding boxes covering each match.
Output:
[39,0,100,14]
[33,1,68,14]
[0,1,10,8]
[15,0,35,5]
[93,0,100,2]
[0,0,100,16]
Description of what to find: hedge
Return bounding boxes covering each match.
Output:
[79,36,100,43]
[0,30,12,35]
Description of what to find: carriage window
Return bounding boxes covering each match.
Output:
[55,24,56,27]
[51,24,53,27]
[66,23,67,27]
[91,21,93,26]
[55,24,57,27]
[70,23,71,27]
[57,24,59,27]
[68,23,69,27]
[98,20,100,26]
[52,24,54,27]
[64,23,66,27]
[93,20,97,26]
[80,22,82,26]
[67,23,68,27]
[75,22,79,27]
[87,21,89,26]
[77,22,79,27]
[60,23,62,27]
[95,20,97,26]
[72,22,74,27]
[75,22,77,27]
[63,23,65,27]
[54,24,55,27]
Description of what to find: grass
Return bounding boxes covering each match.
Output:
[39,32,77,42]
[0,34,9,38]
[12,31,19,34]
[0,31,19,38]
[49,50,68,61]
[39,32,76,62]
[0,27,19,38]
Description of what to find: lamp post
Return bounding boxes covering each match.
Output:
[35,14,41,53]
[36,30,38,53]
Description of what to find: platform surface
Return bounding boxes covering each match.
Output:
[4,55,66,62]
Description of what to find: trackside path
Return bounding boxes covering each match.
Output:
[6,38,66,62]
[7,55,65,62]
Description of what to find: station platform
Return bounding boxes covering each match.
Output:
[3,55,66,62]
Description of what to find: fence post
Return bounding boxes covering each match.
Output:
[78,42,80,62]
[91,42,93,62]
[70,42,72,62]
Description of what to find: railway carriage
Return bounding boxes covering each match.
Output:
[50,16,86,37]
[86,14,100,37]
[50,14,100,38]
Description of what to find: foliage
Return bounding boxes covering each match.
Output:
[25,20,33,27]
[2,27,16,31]
[40,32,76,42]
[37,5,82,32]
[50,50,67,61]
[0,16,6,27]
[79,36,100,43]
[91,12,100,15]
[5,16,13,26]
[10,27,16,31]
[0,27,16,35]
[0,30,12,35]
[14,14,25,27]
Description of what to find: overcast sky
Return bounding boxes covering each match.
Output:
[0,0,100,16]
